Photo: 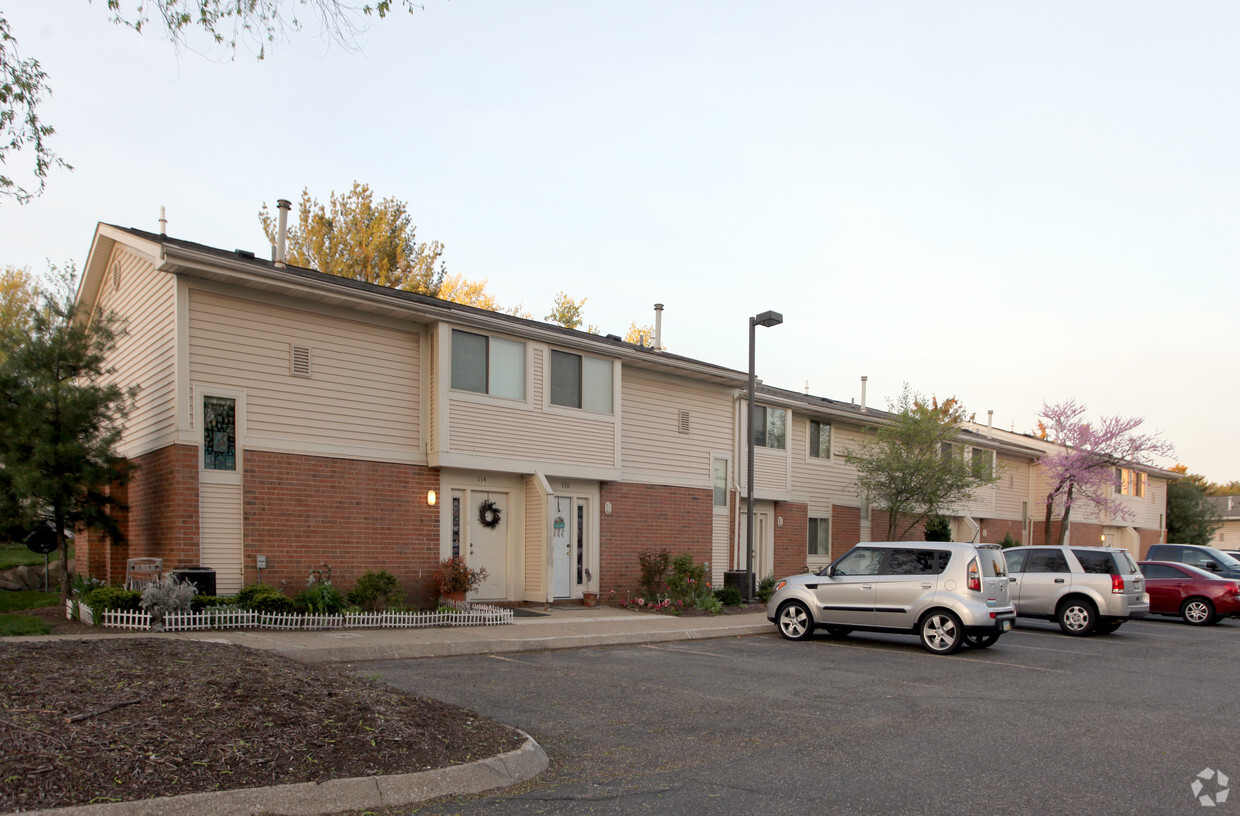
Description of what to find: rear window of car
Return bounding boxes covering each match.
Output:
[884,548,951,575]
[1141,563,1182,580]
[1114,550,1139,574]
[1073,549,1132,574]
[979,549,1007,578]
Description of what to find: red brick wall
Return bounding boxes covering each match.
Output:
[243,450,440,605]
[1138,528,1164,558]
[831,505,861,559]
[773,501,808,578]
[973,518,1024,546]
[76,444,200,586]
[870,510,929,542]
[599,482,713,598]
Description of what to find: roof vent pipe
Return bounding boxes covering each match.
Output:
[275,198,291,269]
[860,375,868,413]
[987,409,994,435]
[158,206,167,236]
[653,303,664,352]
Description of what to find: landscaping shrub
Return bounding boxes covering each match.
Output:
[666,553,710,605]
[637,548,671,598]
[235,584,296,614]
[924,514,953,542]
[756,574,777,604]
[714,586,743,607]
[189,594,234,612]
[81,586,142,615]
[347,569,404,610]
[140,574,197,622]
[1000,533,1020,549]
[294,582,346,614]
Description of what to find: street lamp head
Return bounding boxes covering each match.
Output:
[753,310,783,328]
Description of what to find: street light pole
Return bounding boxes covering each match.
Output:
[745,310,782,602]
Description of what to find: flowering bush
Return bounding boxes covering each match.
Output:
[434,557,488,594]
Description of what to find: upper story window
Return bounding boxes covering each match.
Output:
[1114,467,1146,498]
[809,420,831,459]
[941,441,954,463]
[451,329,525,400]
[971,447,994,479]
[712,457,728,507]
[753,405,786,450]
[203,396,236,471]
[550,350,612,412]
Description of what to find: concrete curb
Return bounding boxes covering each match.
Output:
[5,730,548,816]
[289,620,775,663]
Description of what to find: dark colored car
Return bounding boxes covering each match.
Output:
[1138,561,1240,625]
[1144,544,1240,581]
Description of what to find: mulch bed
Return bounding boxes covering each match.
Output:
[0,638,523,812]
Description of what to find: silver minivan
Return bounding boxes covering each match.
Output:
[766,541,1016,655]
[1003,545,1149,636]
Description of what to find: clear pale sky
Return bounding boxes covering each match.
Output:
[2,2,1235,481]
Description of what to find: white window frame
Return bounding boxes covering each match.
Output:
[548,348,614,414]
[808,517,832,557]
[193,384,245,486]
[753,405,786,450]
[450,328,527,402]
[807,419,832,462]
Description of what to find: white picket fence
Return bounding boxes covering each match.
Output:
[70,600,513,632]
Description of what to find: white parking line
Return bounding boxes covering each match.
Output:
[813,638,1070,672]
[1000,642,1106,656]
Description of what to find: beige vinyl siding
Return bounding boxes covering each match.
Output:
[621,370,734,485]
[94,248,177,457]
[449,349,616,469]
[199,482,243,593]
[790,418,868,515]
[711,511,730,586]
[524,477,546,602]
[993,455,1031,518]
[427,329,438,455]
[188,289,420,459]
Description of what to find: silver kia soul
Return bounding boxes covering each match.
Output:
[766,541,1017,655]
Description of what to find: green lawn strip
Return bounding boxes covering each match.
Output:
[0,590,60,612]
[0,613,52,636]
[0,544,74,570]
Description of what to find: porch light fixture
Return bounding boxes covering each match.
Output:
[745,309,782,602]
[427,490,437,506]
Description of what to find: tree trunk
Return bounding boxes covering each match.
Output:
[56,509,71,604]
[1044,492,1056,544]
[1055,484,1074,546]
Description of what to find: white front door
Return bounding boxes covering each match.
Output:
[740,505,773,583]
[468,493,508,600]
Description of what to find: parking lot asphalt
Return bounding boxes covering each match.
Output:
[366,615,1240,816]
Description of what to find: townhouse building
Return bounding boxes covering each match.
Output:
[72,221,1173,604]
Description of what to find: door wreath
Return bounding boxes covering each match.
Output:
[478,498,502,529]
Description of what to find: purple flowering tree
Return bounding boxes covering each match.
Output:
[1037,399,1174,545]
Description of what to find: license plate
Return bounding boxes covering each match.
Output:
[1001,619,1013,632]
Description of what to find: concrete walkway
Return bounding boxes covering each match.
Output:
[5,607,775,816]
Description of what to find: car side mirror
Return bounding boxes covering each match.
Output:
[826,564,838,577]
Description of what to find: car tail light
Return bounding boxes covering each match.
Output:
[967,558,981,592]
[1111,574,1125,594]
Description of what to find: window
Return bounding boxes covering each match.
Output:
[1140,563,1179,580]
[808,518,831,556]
[809,420,831,459]
[753,405,786,449]
[712,458,728,507]
[971,447,993,479]
[832,547,881,576]
[1114,467,1147,498]
[884,548,950,575]
[1025,549,1070,574]
[1072,549,1116,575]
[550,350,612,412]
[941,442,954,464]
[451,329,525,399]
[203,396,236,471]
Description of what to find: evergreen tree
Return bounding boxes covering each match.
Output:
[1166,477,1223,546]
[0,268,135,601]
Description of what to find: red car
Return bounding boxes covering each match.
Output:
[1138,561,1240,626]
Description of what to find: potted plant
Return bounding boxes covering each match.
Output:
[582,568,598,607]
[433,557,488,603]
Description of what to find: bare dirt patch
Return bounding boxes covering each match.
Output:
[0,638,522,812]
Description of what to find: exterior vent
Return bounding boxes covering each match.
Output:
[111,262,121,292]
[290,345,312,378]
[678,410,690,434]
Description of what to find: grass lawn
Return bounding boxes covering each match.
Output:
[0,614,51,636]
[0,590,59,636]
[0,543,72,570]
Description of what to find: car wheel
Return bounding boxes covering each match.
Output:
[776,601,814,641]
[1098,619,1123,634]
[919,611,964,655]
[823,625,852,637]
[1181,597,1216,626]
[963,632,1001,649]
[1056,598,1098,636]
